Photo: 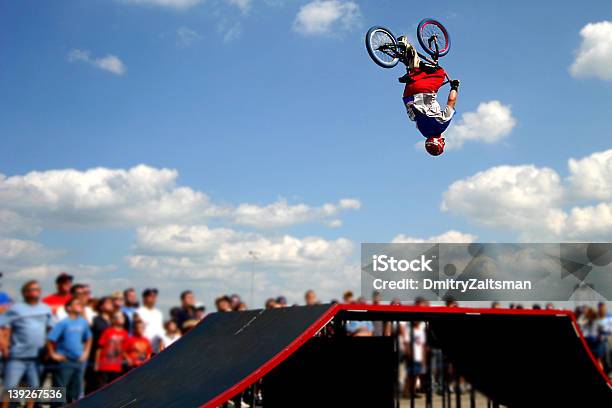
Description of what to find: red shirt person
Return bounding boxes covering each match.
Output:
[125,320,152,368]
[43,273,73,315]
[95,312,130,385]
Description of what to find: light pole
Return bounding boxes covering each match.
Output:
[248,251,259,308]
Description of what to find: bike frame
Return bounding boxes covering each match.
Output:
[377,42,452,85]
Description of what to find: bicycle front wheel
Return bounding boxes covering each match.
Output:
[365,26,400,68]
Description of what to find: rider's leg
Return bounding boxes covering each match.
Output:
[397,36,421,70]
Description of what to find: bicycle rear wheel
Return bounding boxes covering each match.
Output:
[417,18,451,57]
[365,26,400,68]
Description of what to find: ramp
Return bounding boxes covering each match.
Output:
[74,304,335,408]
[73,304,612,407]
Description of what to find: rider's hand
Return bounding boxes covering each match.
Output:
[450,79,460,91]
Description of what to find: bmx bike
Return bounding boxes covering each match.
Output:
[365,18,451,70]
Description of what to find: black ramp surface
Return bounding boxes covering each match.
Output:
[429,313,612,407]
[73,304,333,408]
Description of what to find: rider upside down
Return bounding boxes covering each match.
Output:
[397,37,460,156]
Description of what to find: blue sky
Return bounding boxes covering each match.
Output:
[1,0,611,311]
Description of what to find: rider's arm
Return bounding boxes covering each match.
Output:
[446,89,458,110]
[446,79,460,110]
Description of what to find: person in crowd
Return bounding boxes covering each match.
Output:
[95,312,129,387]
[195,303,206,320]
[0,280,53,408]
[575,305,586,326]
[400,320,427,399]
[121,288,139,334]
[136,288,164,353]
[444,297,458,308]
[0,289,11,375]
[159,320,181,350]
[86,296,114,393]
[43,273,73,315]
[56,283,96,323]
[545,303,555,310]
[275,296,287,307]
[491,301,501,309]
[47,298,92,404]
[581,306,606,368]
[304,290,318,306]
[597,302,612,372]
[0,272,12,315]
[229,294,241,310]
[342,291,354,304]
[371,290,384,336]
[265,298,279,309]
[215,296,232,312]
[125,320,152,369]
[413,297,429,307]
[236,302,247,312]
[110,291,131,332]
[175,290,197,334]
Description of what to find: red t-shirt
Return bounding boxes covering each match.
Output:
[403,67,447,97]
[125,335,152,367]
[43,293,72,314]
[98,327,129,372]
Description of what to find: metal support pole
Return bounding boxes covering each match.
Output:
[455,370,461,408]
[425,328,433,408]
[409,322,415,408]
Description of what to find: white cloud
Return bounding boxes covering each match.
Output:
[6,263,116,281]
[441,148,612,240]
[0,165,360,233]
[293,0,361,36]
[442,165,565,235]
[135,224,248,256]
[445,101,516,149]
[564,203,612,239]
[232,198,360,228]
[0,210,41,237]
[392,230,477,244]
[68,49,126,75]
[119,0,202,9]
[567,149,612,200]
[176,27,201,48]
[218,21,243,43]
[0,239,63,264]
[339,198,361,209]
[569,21,612,81]
[133,224,353,268]
[0,164,362,307]
[127,224,358,303]
[0,165,216,229]
[226,0,251,14]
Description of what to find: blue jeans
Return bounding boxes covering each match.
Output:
[54,360,85,403]
[4,358,42,388]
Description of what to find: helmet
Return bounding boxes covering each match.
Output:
[425,137,445,156]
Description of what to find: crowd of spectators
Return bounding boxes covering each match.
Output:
[0,273,610,405]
